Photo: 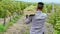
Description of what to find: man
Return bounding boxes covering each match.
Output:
[25,2,47,34]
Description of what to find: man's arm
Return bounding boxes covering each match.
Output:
[25,15,32,24]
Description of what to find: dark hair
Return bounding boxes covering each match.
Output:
[37,2,44,10]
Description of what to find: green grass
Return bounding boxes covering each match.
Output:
[0,14,22,33]
[0,24,6,32]
[54,30,60,34]
[8,15,21,26]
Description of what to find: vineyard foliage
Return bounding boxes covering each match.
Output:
[0,0,32,32]
[0,0,32,18]
[0,0,60,34]
[47,5,60,34]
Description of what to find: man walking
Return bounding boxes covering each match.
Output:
[25,2,47,34]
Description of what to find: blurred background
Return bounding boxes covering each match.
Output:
[0,0,60,34]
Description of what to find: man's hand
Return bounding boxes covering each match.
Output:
[26,15,28,18]
[29,14,35,17]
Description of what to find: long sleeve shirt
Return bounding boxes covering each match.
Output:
[25,11,47,34]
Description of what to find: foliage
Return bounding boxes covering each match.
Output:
[0,1,31,18]
[0,24,6,32]
[0,0,32,32]
[0,15,22,32]
[47,5,60,34]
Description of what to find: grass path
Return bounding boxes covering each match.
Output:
[4,5,54,34]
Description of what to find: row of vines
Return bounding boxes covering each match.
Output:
[42,4,60,34]
[0,0,32,33]
[0,0,32,18]
[48,5,60,34]
[44,4,60,34]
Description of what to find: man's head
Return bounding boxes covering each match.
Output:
[37,2,44,11]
